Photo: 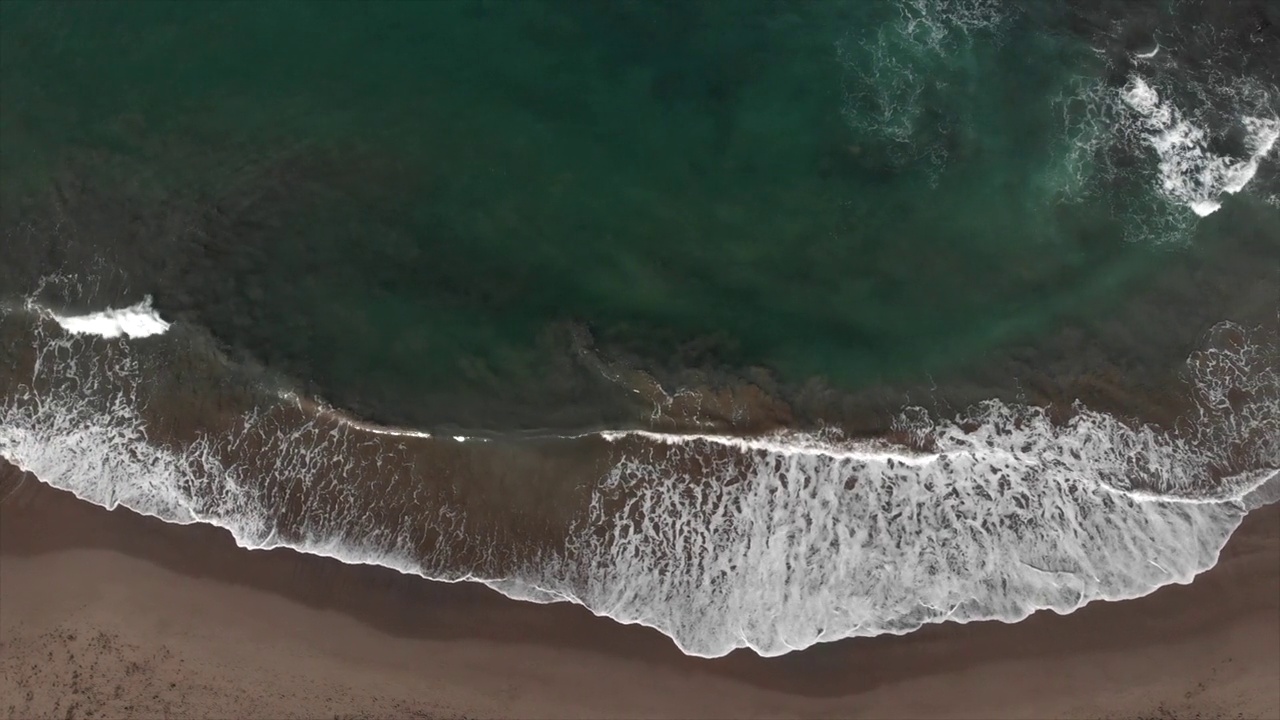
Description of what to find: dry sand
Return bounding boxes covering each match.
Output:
[1,460,1277,720]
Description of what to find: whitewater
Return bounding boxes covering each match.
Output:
[46,296,171,339]
[1,294,1277,658]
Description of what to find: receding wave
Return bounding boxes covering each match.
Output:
[2,301,1275,658]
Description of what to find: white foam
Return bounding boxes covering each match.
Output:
[47,297,171,339]
[2,308,1275,659]
[1048,36,1280,245]
[598,428,945,466]
[552,327,1278,656]
[562,437,1256,656]
[1121,76,1279,217]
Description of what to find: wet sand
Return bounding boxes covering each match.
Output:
[1,460,1277,720]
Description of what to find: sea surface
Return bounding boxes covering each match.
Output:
[1,0,1278,658]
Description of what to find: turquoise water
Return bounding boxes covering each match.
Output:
[2,0,1276,430]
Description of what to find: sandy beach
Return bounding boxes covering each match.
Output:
[1,459,1276,720]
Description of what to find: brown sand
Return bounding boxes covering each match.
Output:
[1,462,1277,720]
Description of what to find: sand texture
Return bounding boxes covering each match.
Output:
[1,462,1278,719]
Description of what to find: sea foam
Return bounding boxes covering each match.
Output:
[557,393,1274,656]
[1121,76,1279,217]
[48,296,171,339]
[1,305,1275,658]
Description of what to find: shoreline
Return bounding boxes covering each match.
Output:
[2,460,1277,719]
[3,303,1277,661]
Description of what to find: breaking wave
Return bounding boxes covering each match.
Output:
[48,296,172,339]
[2,302,1275,658]
[1052,9,1280,242]
[838,0,1280,231]
[1120,77,1279,218]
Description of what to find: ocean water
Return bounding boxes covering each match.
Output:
[1,0,1278,658]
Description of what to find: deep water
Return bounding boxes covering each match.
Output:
[2,0,1277,432]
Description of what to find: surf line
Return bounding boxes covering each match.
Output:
[0,297,1117,472]
[11,298,1270,492]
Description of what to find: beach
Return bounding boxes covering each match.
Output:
[2,460,1277,720]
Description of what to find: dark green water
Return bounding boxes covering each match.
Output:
[2,0,1277,431]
